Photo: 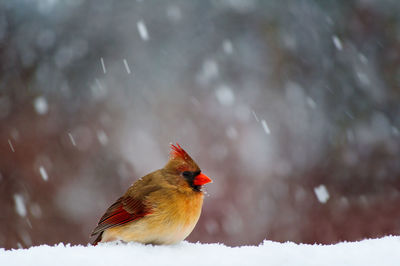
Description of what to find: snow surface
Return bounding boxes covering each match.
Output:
[1,237,400,266]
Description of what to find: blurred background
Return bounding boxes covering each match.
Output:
[1,0,400,249]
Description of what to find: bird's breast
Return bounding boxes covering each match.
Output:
[149,190,204,244]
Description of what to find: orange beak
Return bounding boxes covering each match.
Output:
[193,173,212,186]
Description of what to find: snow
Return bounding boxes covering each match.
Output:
[8,139,15,152]
[96,130,108,145]
[306,96,316,109]
[252,110,260,122]
[332,35,343,51]
[314,185,330,204]
[13,194,26,217]
[222,39,233,54]
[345,110,354,119]
[39,166,48,181]
[123,59,132,74]
[2,0,399,256]
[261,119,271,135]
[29,204,42,218]
[356,71,370,86]
[392,126,399,136]
[68,132,76,146]
[93,79,107,98]
[226,126,238,139]
[1,237,400,266]
[359,53,368,64]
[100,57,106,74]
[33,96,48,115]
[137,20,149,41]
[215,85,235,106]
[198,59,219,84]
[166,5,181,21]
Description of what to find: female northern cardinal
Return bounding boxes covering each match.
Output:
[91,143,212,245]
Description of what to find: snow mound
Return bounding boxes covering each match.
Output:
[1,237,399,266]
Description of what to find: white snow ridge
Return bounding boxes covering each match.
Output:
[1,237,400,266]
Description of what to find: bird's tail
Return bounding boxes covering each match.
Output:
[92,232,103,246]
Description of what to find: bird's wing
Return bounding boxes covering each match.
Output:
[91,185,159,237]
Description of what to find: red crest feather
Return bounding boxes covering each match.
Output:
[170,143,189,160]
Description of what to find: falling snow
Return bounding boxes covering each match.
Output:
[100,57,106,74]
[137,20,149,41]
[97,130,108,145]
[215,85,235,106]
[222,39,233,54]
[197,59,219,84]
[8,139,15,152]
[166,5,181,21]
[261,120,270,135]
[332,36,343,51]
[123,59,131,74]
[30,204,42,218]
[33,96,48,115]
[314,185,330,204]
[14,194,26,217]
[306,97,317,109]
[39,166,48,181]
[345,111,354,119]
[226,126,238,139]
[392,126,399,136]
[68,133,76,146]
[93,78,107,98]
[252,110,260,122]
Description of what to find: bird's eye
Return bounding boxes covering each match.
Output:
[182,171,192,178]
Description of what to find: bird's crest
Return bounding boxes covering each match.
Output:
[170,143,190,161]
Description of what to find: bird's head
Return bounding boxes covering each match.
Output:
[164,143,212,191]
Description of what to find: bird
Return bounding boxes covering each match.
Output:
[91,143,212,245]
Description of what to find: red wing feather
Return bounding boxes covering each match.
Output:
[91,196,151,238]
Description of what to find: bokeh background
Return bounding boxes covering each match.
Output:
[1,0,400,249]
